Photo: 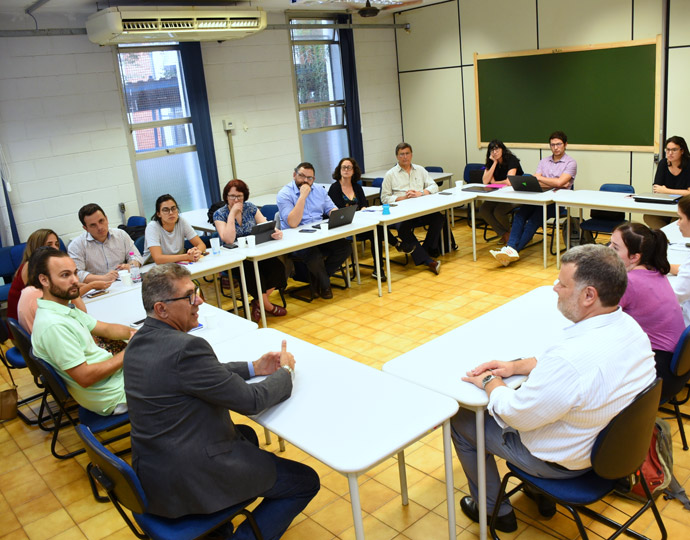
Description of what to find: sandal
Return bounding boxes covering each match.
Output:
[250,299,262,323]
[268,304,288,317]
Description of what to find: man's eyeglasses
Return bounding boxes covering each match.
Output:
[160,206,179,214]
[160,288,200,305]
[550,142,564,148]
[296,172,315,181]
[227,195,244,200]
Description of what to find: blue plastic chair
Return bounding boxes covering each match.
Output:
[490,379,666,540]
[260,204,279,221]
[76,425,263,540]
[659,326,690,450]
[425,166,444,173]
[463,163,485,183]
[580,183,635,243]
[0,246,14,303]
[30,352,130,460]
[127,216,147,228]
[134,235,146,255]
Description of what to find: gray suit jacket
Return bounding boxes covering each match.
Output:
[123,317,292,518]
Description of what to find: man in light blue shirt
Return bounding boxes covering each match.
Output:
[276,162,351,299]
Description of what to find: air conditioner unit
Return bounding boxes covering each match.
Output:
[85,6,267,45]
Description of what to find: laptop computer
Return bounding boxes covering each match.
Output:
[327,205,357,229]
[632,193,681,205]
[462,185,499,193]
[508,175,543,193]
[250,220,276,244]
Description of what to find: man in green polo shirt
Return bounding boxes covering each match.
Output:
[31,248,134,416]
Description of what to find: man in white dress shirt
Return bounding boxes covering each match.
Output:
[381,143,442,274]
[451,244,656,532]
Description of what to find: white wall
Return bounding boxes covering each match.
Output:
[0,12,403,242]
[394,0,690,194]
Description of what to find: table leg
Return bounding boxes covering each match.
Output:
[397,450,409,505]
[373,226,382,297]
[443,419,456,540]
[213,273,224,309]
[352,235,361,285]
[475,407,487,540]
[278,437,286,452]
[542,204,548,268]
[238,263,250,320]
[471,201,477,262]
[348,473,365,540]
[383,226,392,294]
[253,260,266,328]
[263,427,272,445]
[566,207,571,250]
[555,203,561,268]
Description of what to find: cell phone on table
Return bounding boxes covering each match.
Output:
[438,191,453,196]
[223,242,238,249]
[85,290,108,298]
[299,229,317,233]
[312,224,322,229]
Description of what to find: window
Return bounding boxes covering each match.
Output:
[117,45,208,218]
[290,19,349,181]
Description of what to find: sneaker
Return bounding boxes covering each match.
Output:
[460,496,517,533]
[371,270,387,282]
[490,246,519,267]
[428,260,441,275]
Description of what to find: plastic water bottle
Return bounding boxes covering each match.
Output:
[129,252,142,283]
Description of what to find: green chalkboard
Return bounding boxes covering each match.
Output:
[476,40,658,150]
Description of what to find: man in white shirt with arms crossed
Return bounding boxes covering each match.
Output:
[452,244,656,532]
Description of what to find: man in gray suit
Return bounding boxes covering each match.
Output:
[124,264,319,540]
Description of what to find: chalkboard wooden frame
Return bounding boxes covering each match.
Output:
[475,37,661,153]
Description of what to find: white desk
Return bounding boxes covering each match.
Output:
[180,208,216,234]
[467,186,557,268]
[553,190,680,267]
[371,188,477,292]
[85,286,257,344]
[242,212,382,327]
[361,169,454,190]
[214,328,460,540]
[382,286,569,539]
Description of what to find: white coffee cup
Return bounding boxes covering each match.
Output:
[246,235,256,248]
[236,237,247,248]
[210,237,220,255]
[455,180,464,189]
[118,269,133,287]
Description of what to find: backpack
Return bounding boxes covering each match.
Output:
[117,224,145,242]
[617,418,690,509]
[207,201,225,225]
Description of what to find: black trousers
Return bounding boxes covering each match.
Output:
[292,238,351,290]
[396,212,444,265]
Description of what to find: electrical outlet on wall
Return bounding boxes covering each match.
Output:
[222,119,234,131]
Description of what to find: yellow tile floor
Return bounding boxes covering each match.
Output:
[2,220,690,539]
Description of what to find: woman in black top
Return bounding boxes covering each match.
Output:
[645,135,690,229]
[477,140,524,244]
[328,157,400,282]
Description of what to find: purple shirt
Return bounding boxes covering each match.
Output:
[536,153,577,188]
[620,268,685,352]
[276,181,337,229]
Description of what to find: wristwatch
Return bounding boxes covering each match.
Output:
[482,373,497,389]
[281,365,295,380]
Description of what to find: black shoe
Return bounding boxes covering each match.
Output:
[395,239,415,254]
[460,496,517,533]
[320,287,333,299]
[523,486,557,518]
[371,270,387,282]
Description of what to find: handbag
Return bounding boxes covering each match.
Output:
[0,365,18,421]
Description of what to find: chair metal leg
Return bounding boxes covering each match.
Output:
[674,403,688,450]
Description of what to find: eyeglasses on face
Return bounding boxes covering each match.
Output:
[550,142,564,148]
[341,165,353,171]
[160,206,179,214]
[297,172,315,181]
[666,147,681,153]
[160,288,200,305]
[227,194,244,200]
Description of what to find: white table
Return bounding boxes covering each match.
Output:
[180,208,216,234]
[85,285,257,344]
[370,188,477,292]
[467,186,557,268]
[383,286,569,539]
[361,168,454,190]
[553,190,680,267]
[214,328,460,540]
[242,212,382,327]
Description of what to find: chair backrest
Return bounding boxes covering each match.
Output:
[425,166,444,173]
[600,183,635,194]
[670,325,690,378]
[463,163,484,183]
[7,318,40,380]
[134,235,145,255]
[591,378,662,479]
[76,425,148,513]
[261,204,278,221]
[127,216,146,228]
[31,350,73,405]
[590,183,635,222]
[372,177,384,188]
